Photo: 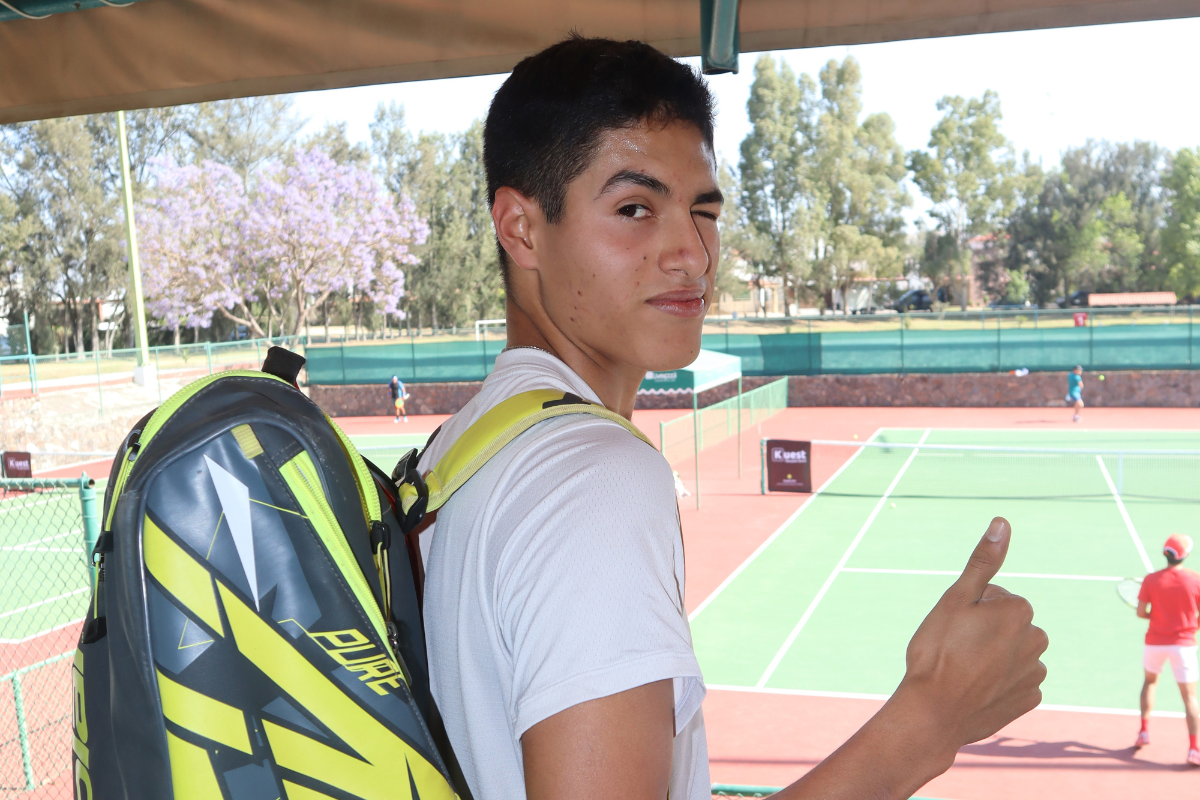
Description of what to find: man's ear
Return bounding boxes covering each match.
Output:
[492,187,542,272]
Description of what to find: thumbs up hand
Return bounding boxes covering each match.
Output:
[897,517,1049,749]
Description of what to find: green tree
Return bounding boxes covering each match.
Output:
[303,121,370,167]
[736,55,819,309]
[371,105,500,330]
[1007,141,1165,303]
[183,97,306,183]
[1,117,124,355]
[1163,147,1200,299]
[909,90,1019,308]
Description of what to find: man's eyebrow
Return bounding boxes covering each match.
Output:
[598,169,671,198]
[694,188,724,206]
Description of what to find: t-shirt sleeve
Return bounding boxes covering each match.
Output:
[488,419,703,740]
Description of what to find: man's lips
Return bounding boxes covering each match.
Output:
[645,290,707,318]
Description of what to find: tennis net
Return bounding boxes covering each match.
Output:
[810,439,1200,503]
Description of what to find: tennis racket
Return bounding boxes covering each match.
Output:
[1116,578,1142,609]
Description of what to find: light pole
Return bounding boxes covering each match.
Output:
[117,110,153,386]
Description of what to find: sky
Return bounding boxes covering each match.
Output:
[289,17,1200,223]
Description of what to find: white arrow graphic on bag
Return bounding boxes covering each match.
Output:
[204,455,260,610]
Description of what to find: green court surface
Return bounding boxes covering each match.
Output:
[0,485,98,644]
[692,428,1200,714]
[351,432,433,475]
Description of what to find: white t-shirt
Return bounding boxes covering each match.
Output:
[418,348,709,800]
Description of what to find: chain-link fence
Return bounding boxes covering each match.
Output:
[0,476,98,799]
[660,378,789,508]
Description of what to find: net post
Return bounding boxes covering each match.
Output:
[693,391,700,510]
[12,672,36,790]
[94,348,104,417]
[737,376,743,478]
[154,346,163,404]
[80,473,100,591]
[760,438,767,495]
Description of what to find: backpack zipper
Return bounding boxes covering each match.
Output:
[279,452,400,671]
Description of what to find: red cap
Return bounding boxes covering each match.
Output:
[1165,534,1194,561]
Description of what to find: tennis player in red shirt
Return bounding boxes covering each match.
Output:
[1136,533,1200,764]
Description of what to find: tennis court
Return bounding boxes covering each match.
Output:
[1,480,98,797]
[691,427,1200,716]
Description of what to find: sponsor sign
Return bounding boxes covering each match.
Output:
[765,439,811,493]
[2,451,32,479]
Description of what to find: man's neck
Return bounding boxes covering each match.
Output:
[504,298,643,419]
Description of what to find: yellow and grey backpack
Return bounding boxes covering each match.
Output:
[73,348,469,800]
[73,347,654,800]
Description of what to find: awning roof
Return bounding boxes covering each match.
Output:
[3,0,1199,124]
[640,349,741,394]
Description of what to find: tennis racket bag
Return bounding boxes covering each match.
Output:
[73,347,468,800]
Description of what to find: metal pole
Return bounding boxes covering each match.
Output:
[761,438,767,495]
[12,673,35,790]
[693,391,700,510]
[117,111,152,380]
[94,349,104,417]
[23,309,36,395]
[154,347,162,404]
[996,312,1002,372]
[737,376,743,478]
[80,474,100,591]
[1089,310,1095,368]
[206,341,212,375]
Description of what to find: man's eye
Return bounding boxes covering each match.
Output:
[618,204,651,219]
[694,210,719,221]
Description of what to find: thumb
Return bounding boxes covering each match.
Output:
[952,516,1011,602]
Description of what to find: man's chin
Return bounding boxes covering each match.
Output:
[641,345,702,373]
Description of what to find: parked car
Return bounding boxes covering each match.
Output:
[227,325,248,341]
[1055,290,1089,308]
[988,298,1033,310]
[890,288,934,312]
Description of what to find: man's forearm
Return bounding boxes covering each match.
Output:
[773,688,958,800]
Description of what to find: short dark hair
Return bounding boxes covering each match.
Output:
[1168,553,1185,567]
[484,36,715,264]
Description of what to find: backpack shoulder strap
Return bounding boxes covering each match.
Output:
[396,389,653,525]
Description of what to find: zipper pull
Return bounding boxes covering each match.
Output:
[386,620,411,684]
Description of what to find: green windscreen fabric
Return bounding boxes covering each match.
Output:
[306,339,507,384]
[305,322,1199,385]
[639,349,741,393]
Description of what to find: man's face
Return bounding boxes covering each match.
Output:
[534,121,721,373]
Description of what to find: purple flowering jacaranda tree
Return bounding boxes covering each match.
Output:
[140,148,427,337]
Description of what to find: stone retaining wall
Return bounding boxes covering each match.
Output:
[309,369,1200,416]
[786,369,1200,407]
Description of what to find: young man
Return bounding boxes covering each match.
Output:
[389,375,409,423]
[1135,533,1200,765]
[1066,365,1084,422]
[418,37,1047,799]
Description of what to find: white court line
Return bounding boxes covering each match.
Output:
[687,428,884,622]
[0,617,85,644]
[706,684,1185,718]
[755,428,932,689]
[841,567,1124,582]
[0,495,75,515]
[0,546,79,553]
[2,530,81,551]
[1097,455,1153,573]
[0,587,90,620]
